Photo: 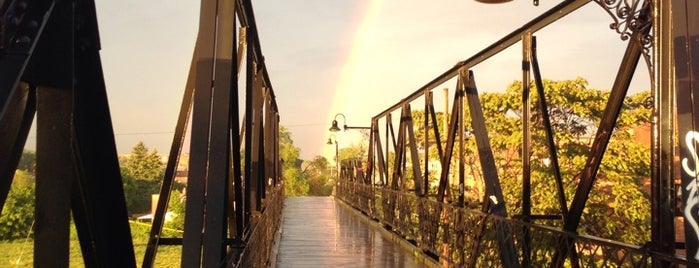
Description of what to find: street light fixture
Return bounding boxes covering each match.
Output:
[474,0,537,6]
[327,134,339,195]
[474,0,512,3]
[329,113,371,132]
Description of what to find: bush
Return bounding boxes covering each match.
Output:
[0,185,34,240]
[164,190,185,231]
[122,172,160,216]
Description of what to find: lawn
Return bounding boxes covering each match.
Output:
[0,221,182,267]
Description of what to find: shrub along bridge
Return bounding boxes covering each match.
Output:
[1,0,699,267]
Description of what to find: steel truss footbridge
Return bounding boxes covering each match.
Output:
[0,0,698,267]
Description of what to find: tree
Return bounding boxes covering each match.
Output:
[121,142,164,215]
[0,180,34,240]
[123,141,164,181]
[472,78,651,245]
[17,150,36,173]
[303,156,333,196]
[164,189,186,230]
[280,126,309,196]
[283,167,309,196]
[121,171,160,215]
[338,142,368,162]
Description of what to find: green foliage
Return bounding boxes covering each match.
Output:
[411,110,447,152]
[280,126,309,196]
[338,142,368,161]
[474,78,651,245]
[122,171,160,216]
[120,142,165,216]
[284,167,309,196]
[280,126,300,169]
[303,156,333,196]
[164,189,186,230]
[11,170,34,187]
[0,183,34,240]
[17,150,36,173]
[0,221,182,267]
[122,141,165,181]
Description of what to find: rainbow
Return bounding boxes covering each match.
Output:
[323,0,385,161]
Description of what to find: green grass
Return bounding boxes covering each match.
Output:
[0,221,182,267]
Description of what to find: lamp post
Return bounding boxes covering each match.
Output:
[326,134,339,196]
[329,113,371,132]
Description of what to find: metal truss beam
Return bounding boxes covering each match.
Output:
[552,4,650,266]
[145,0,281,267]
[1,0,136,267]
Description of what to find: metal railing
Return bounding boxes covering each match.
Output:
[337,181,697,267]
[337,0,699,267]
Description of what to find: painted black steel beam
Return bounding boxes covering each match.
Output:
[201,0,236,265]
[521,32,533,268]
[372,119,387,185]
[463,70,519,268]
[458,76,466,207]
[179,0,221,265]
[236,0,278,111]
[0,0,55,118]
[530,36,568,218]
[552,7,649,265]
[404,104,424,195]
[35,86,72,268]
[250,68,264,212]
[181,57,214,267]
[390,106,407,190]
[367,120,376,183]
[70,0,136,262]
[231,28,245,243]
[0,83,34,209]
[436,85,461,202]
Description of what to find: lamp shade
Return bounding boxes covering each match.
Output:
[329,120,341,132]
[474,0,512,3]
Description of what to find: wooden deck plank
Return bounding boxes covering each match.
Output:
[275,196,436,268]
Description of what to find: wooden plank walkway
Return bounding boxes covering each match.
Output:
[274,196,437,268]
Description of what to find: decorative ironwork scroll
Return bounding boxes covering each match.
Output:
[593,0,653,69]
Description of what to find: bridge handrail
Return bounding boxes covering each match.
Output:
[234,184,284,267]
[336,181,697,266]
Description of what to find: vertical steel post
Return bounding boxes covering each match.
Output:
[33,10,76,267]
[35,87,72,268]
[69,0,136,265]
[521,32,532,268]
[180,0,217,265]
[674,0,699,261]
[436,85,462,203]
[232,26,245,243]
[0,84,34,209]
[651,0,676,264]
[424,91,431,197]
[458,77,466,207]
[202,0,235,264]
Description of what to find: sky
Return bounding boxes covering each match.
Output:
[48,0,652,161]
